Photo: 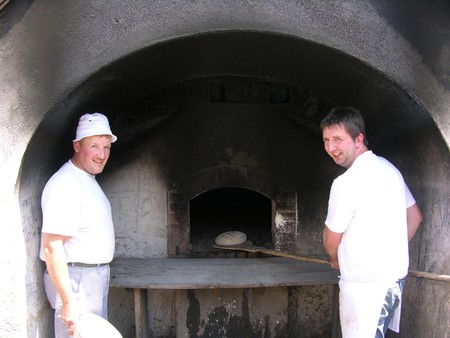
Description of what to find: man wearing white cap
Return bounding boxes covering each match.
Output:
[39,113,118,337]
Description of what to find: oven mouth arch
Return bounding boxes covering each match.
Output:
[189,187,272,256]
[167,165,297,257]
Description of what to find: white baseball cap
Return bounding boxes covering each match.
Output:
[73,113,117,143]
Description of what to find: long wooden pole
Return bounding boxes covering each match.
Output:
[213,244,450,283]
[407,270,450,283]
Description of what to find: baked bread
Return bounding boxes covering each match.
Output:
[214,231,247,246]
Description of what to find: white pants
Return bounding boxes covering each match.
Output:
[44,265,110,338]
[339,278,396,338]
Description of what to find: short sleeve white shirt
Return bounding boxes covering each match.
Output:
[325,151,415,283]
[39,160,115,264]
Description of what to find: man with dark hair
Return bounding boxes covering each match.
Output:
[320,107,423,337]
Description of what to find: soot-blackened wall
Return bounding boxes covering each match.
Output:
[2,1,449,337]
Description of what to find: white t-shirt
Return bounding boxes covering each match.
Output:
[325,151,415,283]
[39,160,115,264]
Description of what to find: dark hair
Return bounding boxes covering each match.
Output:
[320,106,369,146]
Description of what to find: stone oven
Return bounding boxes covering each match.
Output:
[188,187,275,256]
[168,167,297,258]
[3,1,450,338]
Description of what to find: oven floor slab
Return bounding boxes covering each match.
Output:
[110,257,339,289]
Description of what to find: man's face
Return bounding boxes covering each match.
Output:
[322,124,363,169]
[72,135,112,175]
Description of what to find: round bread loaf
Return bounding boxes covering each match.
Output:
[215,231,247,246]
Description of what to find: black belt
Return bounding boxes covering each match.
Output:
[68,262,109,268]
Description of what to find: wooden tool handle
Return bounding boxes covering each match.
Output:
[213,244,450,283]
[408,270,450,283]
[212,244,330,265]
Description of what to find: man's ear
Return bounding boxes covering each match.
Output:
[355,133,365,147]
[73,141,80,153]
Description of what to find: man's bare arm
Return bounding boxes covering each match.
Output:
[323,226,343,270]
[42,233,72,302]
[42,233,79,335]
[406,203,423,241]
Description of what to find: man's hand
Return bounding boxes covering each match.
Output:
[60,300,81,336]
[329,258,340,270]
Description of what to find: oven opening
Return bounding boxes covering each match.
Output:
[189,187,273,257]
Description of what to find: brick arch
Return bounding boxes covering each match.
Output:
[167,166,297,257]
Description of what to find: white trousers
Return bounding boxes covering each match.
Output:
[339,278,396,338]
[44,264,110,338]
